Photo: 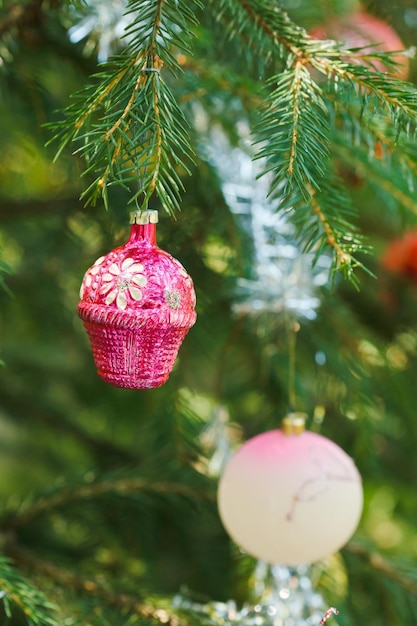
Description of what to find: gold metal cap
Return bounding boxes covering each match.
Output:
[130,209,159,225]
[281,412,307,436]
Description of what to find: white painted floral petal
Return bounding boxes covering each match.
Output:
[131,274,147,287]
[100,282,114,295]
[122,257,134,270]
[116,291,127,310]
[102,273,114,282]
[79,283,85,298]
[105,290,117,305]
[90,265,101,275]
[129,286,143,301]
[94,255,105,266]
[85,275,92,287]
[109,263,120,275]
[129,263,144,273]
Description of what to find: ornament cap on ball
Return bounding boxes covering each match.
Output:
[78,209,196,389]
[130,209,159,224]
[281,412,307,436]
[217,414,363,566]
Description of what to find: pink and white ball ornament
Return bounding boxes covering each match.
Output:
[217,414,363,566]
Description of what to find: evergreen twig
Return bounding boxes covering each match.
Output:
[346,543,417,596]
[9,546,186,626]
[49,0,200,213]
[0,477,215,530]
[0,555,57,626]
[209,0,417,280]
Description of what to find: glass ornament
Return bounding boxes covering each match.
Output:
[78,210,196,389]
[217,415,363,566]
[310,10,409,80]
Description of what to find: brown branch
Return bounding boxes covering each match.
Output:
[74,63,134,131]
[287,60,304,177]
[147,66,163,199]
[308,184,351,267]
[104,58,151,141]
[0,478,214,530]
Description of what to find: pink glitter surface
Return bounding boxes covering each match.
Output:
[78,222,196,389]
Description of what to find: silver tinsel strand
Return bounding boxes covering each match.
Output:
[206,128,330,321]
[173,561,338,626]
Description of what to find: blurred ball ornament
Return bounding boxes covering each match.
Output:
[78,210,196,389]
[381,231,417,283]
[310,9,409,80]
[217,414,363,566]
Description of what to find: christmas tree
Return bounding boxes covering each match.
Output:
[1,0,417,624]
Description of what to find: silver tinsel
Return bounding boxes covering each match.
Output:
[206,128,330,321]
[173,561,338,626]
[200,405,235,477]
[67,0,130,62]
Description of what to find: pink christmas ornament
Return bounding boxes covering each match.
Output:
[217,414,363,566]
[78,210,196,389]
[309,9,409,80]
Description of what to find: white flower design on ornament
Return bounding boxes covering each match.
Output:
[100,257,147,310]
[79,255,106,299]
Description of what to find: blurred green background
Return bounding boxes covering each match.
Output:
[1,0,417,624]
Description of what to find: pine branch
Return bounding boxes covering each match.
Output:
[207,0,417,284]
[255,61,330,200]
[344,541,417,623]
[0,555,57,626]
[9,545,187,626]
[49,0,200,213]
[0,475,215,530]
[291,175,372,287]
[212,0,310,56]
[314,59,417,138]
